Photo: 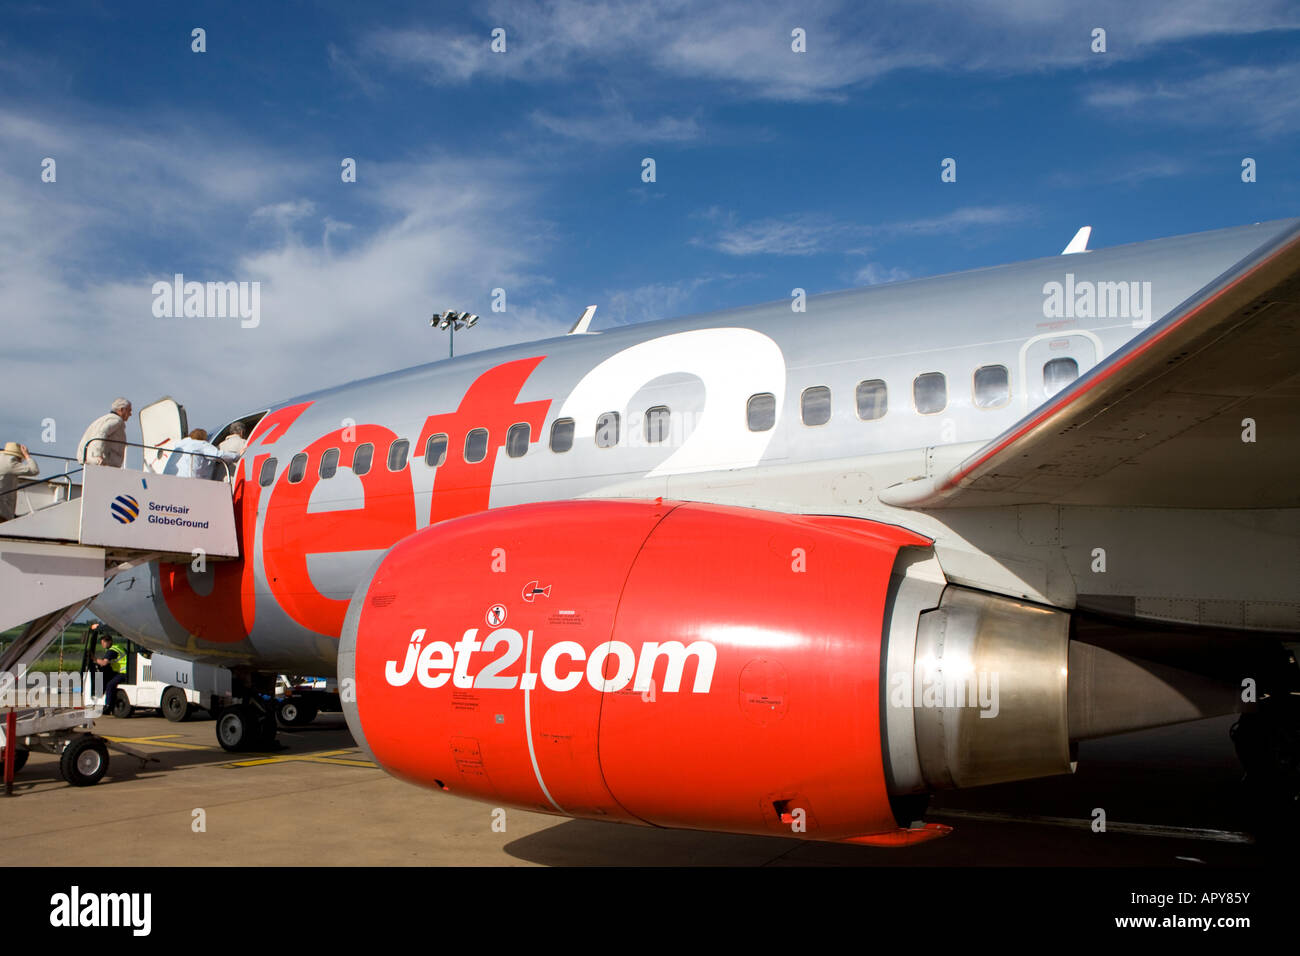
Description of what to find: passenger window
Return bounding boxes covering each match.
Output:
[424,433,448,467]
[747,393,776,432]
[319,448,340,479]
[258,457,277,487]
[352,443,373,476]
[1044,357,1079,396]
[913,372,947,414]
[644,406,670,444]
[387,439,409,471]
[506,423,530,458]
[464,428,489,464]
[855,380,887,421]
[550,418,575,453]
[801,386,831,426]
[595,412,619,448]
[973,365,1010,408]
[287,453,308,483]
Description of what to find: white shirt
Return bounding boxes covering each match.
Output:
[172,437,239,480]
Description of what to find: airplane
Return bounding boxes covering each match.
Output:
[90,216,1300,847]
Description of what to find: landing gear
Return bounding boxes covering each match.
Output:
[277,698,318,727]
[214,671,280,752]
[60,735,109,786]
[216,705,277,752]
[216,706,254,751]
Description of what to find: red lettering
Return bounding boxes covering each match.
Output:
[417,356,551,526]
[262,425,417,636]
[159,402,313,642]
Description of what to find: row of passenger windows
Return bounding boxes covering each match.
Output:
[256,410,669,486]
[772,358,1078,427]
[255,358,1081,485]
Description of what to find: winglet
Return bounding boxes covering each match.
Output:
[568,305,598,334]
[1061,226,1092,255]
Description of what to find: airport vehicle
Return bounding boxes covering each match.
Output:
[274,675,341,726]
[86,218,1300,845]
[84,633,230,722]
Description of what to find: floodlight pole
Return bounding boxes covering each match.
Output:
[433,310,479,359]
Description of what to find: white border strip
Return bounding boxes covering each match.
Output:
[523,628,563,813]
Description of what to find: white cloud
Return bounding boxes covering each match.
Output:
[853,263,911,286]
[530,106,703,144]
[358,1,1300,102]
[0,108,564,458]
[701,215,841,256]
[1084,62,1300,137]
[251,199,317,230]
[599,277,717,326]
[1046,156,1189,189]
[883,205,1034,236]
[695,205,1033,256]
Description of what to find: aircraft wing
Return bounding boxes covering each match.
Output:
[880,220,1300,510]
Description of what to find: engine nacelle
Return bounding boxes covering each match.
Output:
[339,499,1072,844]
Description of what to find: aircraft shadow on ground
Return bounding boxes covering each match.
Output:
[501,814,1264,867]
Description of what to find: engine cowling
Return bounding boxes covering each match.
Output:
[339,499,1070,844]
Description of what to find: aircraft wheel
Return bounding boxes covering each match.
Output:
[278,699,318,727]
[60,736,109,786]
[216,705,261,752]
[161,687,190,722]
[6,748,29,774]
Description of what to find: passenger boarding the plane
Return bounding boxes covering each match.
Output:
[0,442,39,521]
[218,421,247,457]
[173,428,239,480]
[77,397,132,467]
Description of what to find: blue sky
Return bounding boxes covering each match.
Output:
[2,0,1298,454]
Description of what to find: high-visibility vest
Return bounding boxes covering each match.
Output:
[109,643,128,675]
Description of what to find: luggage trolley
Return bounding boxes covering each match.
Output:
[2,693,159,791]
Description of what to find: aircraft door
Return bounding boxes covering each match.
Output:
[1019,332,1100,411]
[139,397,188,474]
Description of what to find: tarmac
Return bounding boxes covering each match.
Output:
[0,710,1269,866]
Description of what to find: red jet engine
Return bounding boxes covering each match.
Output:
[340,499,1072,845]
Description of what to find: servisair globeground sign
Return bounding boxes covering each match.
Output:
[79,464,238,558]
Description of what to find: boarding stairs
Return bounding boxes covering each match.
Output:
[1,457,239,720]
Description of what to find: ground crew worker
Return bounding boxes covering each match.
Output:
[0,441,39,521]
[78,398,132,467]
[94,633,127,712]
